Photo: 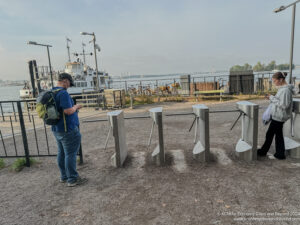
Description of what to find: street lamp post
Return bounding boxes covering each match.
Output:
[80,32,101,90]
[82,42,86,64]
[66,37,72,62]
[274,0,300,84]
[27,41,54,88]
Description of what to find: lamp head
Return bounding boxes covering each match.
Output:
[27,41,37,45]
[274,6,286,13]
[95,44,101,52]
[80,32,88,35]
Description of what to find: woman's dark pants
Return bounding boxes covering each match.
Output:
[258,119,286,159]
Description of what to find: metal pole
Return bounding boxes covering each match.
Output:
[157,112,165,165]
[17,102,30,167]
[93,33,100,90]
[0,130,7,156]
[0,103,4,121]
[10,116,18,156]
[12,102,17,122]
[47,46,54,88]
[78,128,83,164]
[289,4,296,84]
[67,40,71,62]
[82,43,86,64]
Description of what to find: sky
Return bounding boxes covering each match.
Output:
[0,0,299,80]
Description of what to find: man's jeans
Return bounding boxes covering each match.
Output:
[52,127,81,183]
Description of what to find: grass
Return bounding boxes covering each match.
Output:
[11,158,37,172]
[133,95,154,105]
[0,158,5,169]
[124,93,269,107]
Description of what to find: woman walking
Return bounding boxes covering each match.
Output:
[257,72,294,160]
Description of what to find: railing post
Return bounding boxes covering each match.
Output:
[73,97,84,164]
[17,101,30,167]
[0,103,4,121]
[12,102,17,122]
[78,126,83,165]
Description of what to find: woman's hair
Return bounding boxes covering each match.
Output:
[272,71,287,80]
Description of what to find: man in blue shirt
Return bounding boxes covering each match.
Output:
[52,73,87,187]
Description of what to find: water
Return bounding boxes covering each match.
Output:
[1,70,300,101]
[0,85,22,101]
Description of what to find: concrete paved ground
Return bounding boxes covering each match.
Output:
[1,99,300,225]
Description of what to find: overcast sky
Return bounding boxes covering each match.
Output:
[0,0,299,80]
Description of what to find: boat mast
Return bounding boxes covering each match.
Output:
[82,42,86,64]
[66,37,72,62]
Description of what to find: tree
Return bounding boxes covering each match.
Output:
[276,63,294,70]
[265,60,276,71]
[231,61,294,72]
[243,63,252,71]
[253,62,265,72]
[230,63,252,72]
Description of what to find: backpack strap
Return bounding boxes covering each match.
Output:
[52,88,68,133]
[63,113,67,133]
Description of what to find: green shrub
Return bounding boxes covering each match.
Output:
[11,158,37,172]
[134,95,154,105]
[0,158,5,169]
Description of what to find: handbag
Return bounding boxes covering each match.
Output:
[262,105,272,125]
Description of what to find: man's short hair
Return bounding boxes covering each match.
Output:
[58,73,74,87]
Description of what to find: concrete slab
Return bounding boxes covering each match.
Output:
[131,152,146,169]
[210,148,232,166]
[170,150,187,173]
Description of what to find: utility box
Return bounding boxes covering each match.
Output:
[257,77,272,92]
[229,70,254,94]
[190,82,219,94]
[179,75,191,96]
[104,89,126,108]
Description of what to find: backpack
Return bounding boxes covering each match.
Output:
[36,89,64,125]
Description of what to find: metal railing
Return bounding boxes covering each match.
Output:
[108,71,299,96]
[0,99,83,166]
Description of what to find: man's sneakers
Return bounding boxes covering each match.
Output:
[59,179,67,183]
[67,176,88,187]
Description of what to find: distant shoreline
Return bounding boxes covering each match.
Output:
[0,84,24,87]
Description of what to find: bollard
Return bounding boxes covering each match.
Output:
[107,110,128,167]
[130,94,134,109]
[149,107,165,166]
[235,101,259,161]
[192,104,210,162]
[283,99,300,158]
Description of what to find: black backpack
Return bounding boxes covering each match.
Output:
[36,89,64,125]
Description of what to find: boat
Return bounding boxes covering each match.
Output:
[20,38,113,99]
[63,60,112,94]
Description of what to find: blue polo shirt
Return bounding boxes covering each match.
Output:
[51,87,79,132]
